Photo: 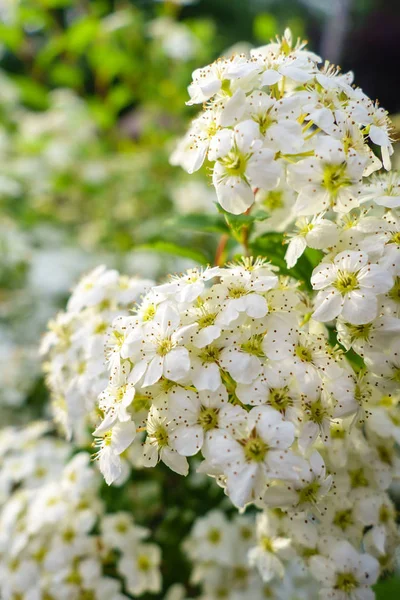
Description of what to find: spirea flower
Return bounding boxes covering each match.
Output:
[41,266,153,440]
[0,424,162,600]
[173,28,393,215]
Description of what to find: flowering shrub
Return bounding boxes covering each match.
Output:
[0,424,162,599]
[42,266,153,441]
[47,29,398,599]
[2,16,399,600]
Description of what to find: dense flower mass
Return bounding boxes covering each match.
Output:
[0,423,162,600]
[87,253,399,597]
[41,266,153,440]
[172,28,393,216]
[37,27,400,600]
[183,509,318,599]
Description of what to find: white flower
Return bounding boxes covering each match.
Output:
[288,139,365,216]
[125,302,195,387]
[186,510,235,566]
[93,420,137,485]
[205,406,296,508]
[309,540,379,600]
[168,386,246,456]
[142,406,189,475]
[248,511,292,582]
[360,172,400,209]
[119,544,162,596]
[311,251,393,324]
[212,121,280,214]
[263,451,332,511]
[285,216,339,268]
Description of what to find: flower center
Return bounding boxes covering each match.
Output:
[116,521,128,533]
[197,312,217,328]
[137,554,151,571]
[66,569,82,585]
[268,387,292,412]
[142,304,156,321]
[113,330,125,347]
[153,425,169,448]
[262,190,284,212]
[198,407,219,431]
[243,436,268,463]
[391,367,400,384]
[390,232,400,246]
[333,509,353,531]
[261,536,274,553]
[80,591,96,600]
[62,527,76,543]
[346,322,372,341]
[334,270,359,294]
[254,112,275,135]
[349,468,369,488]
[228,284,248,298]
[77,361,86,375]
[198,344,221,363]
[156,338,174,356]
[207,528,221,544]
[94,321,108,335]
[241,334,264,357]
[298,480,320,505]
[221,151,248,177]
[335,572,358,593]
[377,445,393,466]
[233,566,248,583]
[307,399,327,425]
[389,277,400,303]
[322,162,351,197]
[295,344,313,362]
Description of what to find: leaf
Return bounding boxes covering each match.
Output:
[375,577,400,599]
[12,76,49,110]
[66,18,98,55]
[250,232,315,289]
[50,63,84,88]
[0,24,23,51]
[253,13,277,42]
[167,213,229,235]
[133,242,210,266]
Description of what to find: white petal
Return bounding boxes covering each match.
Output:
[285,237,307,268]
[163,347,190,381]
[342,291,377,325]
[312,290,343,322]
[172,425,204,456]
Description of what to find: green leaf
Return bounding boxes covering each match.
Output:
[12,76,49,110]
[250,232,316,289]
[375,576,400,599]
[106,84,133,112]
[167,213,229,234]
[66,18,99,54]
[50,63,84,88]
[253,13,277,42]
[0,24,23,51]
[133,242,210,265]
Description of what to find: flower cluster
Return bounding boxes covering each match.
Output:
[89,255,400,597]
[0,423,162,600]
[41,266,153,440]
[183,509,318,599]
[172,28,393,216]
[39,26,400,599]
